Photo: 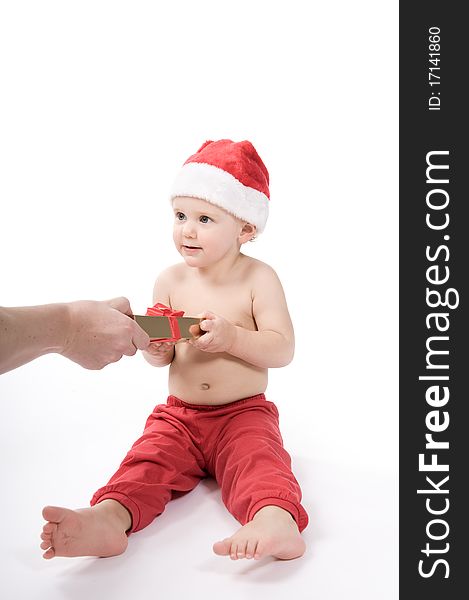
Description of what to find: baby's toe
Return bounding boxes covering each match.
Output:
[254,540,265,559]
[212,538,231,556]
[236,540,248,559]
[230,542,239,560]
[245,538,258,559]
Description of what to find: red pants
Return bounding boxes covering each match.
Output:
[91,393,309,533]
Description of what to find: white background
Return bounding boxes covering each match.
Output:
[0,1,398,599]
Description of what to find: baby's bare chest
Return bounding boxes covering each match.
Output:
[171,281,256,330]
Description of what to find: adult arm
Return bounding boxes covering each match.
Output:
[0,297,150,375]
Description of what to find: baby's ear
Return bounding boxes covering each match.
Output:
[239,222,257,244]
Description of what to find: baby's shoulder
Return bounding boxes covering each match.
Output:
[242,256,280,283]
[152,262,188,300]
[242,257,288,308]
[155,262,188,284]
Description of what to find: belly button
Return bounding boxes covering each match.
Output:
[200,383,210,391]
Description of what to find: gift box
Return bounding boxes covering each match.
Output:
[133,303,201,342]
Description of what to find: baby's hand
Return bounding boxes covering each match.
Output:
[144,341,176,357]
[189,311,236,354]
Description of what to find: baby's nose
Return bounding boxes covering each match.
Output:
[182,221,197,237]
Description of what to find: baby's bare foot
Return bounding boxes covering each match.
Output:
[213,505,306,561]
[40,499,131,559]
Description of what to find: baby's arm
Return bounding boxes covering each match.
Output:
[141,268,176,368]
[190,265,294,368]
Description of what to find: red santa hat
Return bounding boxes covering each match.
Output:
[169,139,270,233]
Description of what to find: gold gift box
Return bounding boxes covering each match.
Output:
[134,315,201,340]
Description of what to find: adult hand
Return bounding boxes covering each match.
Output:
[0,298,150,375]
[61,298,150,369]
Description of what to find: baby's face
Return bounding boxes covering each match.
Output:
[172,196,244,268]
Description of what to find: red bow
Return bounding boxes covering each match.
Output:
[145,303,185,341]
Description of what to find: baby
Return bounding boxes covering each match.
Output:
[40,139,309,561]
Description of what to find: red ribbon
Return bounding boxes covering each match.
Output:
[145,302,185,341]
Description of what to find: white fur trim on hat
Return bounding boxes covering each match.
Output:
[169,162,269,233]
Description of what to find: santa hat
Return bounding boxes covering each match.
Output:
[169,139,270,233]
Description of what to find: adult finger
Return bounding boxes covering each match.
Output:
[122,342,138,357]
[107,352,124,365]
[108,296,133,317]
[131,321,151,350]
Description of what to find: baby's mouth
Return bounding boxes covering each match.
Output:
[182,244,202,250]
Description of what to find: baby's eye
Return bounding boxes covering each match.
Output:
[175,212,186,221]
[200,215,212,223]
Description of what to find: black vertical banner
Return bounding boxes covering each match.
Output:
[400,2,467,597]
